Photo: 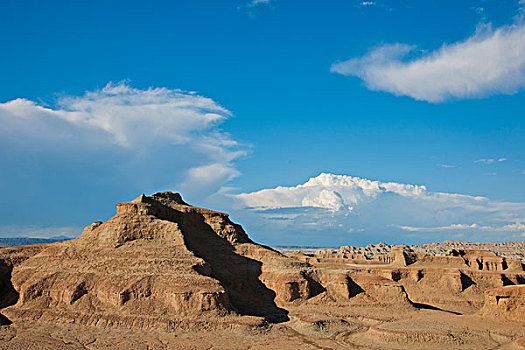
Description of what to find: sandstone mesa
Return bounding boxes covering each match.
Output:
[0,192,523,349]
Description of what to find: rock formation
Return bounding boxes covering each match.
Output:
[414,240,525,262]
[304,240,525,262]
[2,192,294,329]
[0,192,523,349]
[480,285,525,322]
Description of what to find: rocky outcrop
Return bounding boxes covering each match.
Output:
[307,241,525,263]
[448,249,520,272]
[413,240,525,263]
[286,244,525,315]
[0,245,47,325]
[3,192,288,328]
[480,285,525,322]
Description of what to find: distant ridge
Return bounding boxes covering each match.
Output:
[0,237,73,247]
[288,240,525,263]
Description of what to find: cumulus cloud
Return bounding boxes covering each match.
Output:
[1,82,233,149]
[233,173,475,212]
[232,173,525,243]
[0,82,245,199]
[331,23,525,102]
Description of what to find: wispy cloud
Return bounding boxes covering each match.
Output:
[357,0,392,11]
[439,164,457,168]
[400,223,480,232]
[473,7,484,14]
[248,0,271,6]
[400,221,525,233]
[331,23,525,102]
[0,82,246,199]
[475,157,507,164]
[240,0,272,17]
[232,173,525,242]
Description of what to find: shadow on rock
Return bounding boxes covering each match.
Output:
[412,302,462,315]
[179,212,289,323]
[0,259,19,325]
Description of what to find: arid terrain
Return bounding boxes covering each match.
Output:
[288,240,525,262]
[0,192,523,349]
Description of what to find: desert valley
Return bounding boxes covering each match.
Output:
[0,193,523,349]
[3,1,525,349]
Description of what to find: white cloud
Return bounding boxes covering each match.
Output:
[0,82,245,199]
[473,7,484,14]
[249,0,271,6]
[400,221,525,233]
[439,164,457,168]
[399,224,480,232]
[239,0,272,18]
[474,157,507,164]
[232,173,525,242]
[240,0,272,17]
[234,173,428,211]
[1,82,232,148]
[234,172,492,212]
[179,163,241,198]
[361,1,376,6]
[331,23,525,102]
[500,221,525,232]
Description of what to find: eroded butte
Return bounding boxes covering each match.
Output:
[0,192,523,349]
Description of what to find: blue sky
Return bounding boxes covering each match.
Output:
[0,0,524,246]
